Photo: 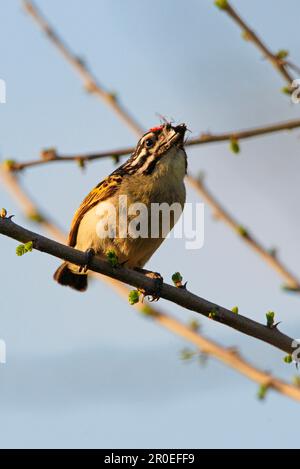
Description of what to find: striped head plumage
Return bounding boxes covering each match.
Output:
[115,123,187,177]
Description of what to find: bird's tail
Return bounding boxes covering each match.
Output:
[53,262,88,292]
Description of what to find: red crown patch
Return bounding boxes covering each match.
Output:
[149,125,164,133]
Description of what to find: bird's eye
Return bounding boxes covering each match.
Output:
[145,138,155,148]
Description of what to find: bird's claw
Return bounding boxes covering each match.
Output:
[139,271,164,302]
[79,248,95,273]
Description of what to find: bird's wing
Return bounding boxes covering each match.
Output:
[68,174,123,247]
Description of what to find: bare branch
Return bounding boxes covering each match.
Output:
[216,0,295,86]
[153,311,300,402]
[7,117,300,172]
[21,0,144,137]
[187,174,300,292]
[0,215,297,356]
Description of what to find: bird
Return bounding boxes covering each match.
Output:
[54,123,187,292]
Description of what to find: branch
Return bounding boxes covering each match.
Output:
[215,0,295,86]
[0,215,297,356]
[1,169,300,403]
[6,117,300,171]
[21,0,144,137]
[153,310,300,402]
[187,174,300,292]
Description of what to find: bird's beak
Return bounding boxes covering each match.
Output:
[172,124,187,145]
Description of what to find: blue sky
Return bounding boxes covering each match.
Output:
[1,0,300,448]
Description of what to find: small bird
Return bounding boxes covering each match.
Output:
[54,123,187,292]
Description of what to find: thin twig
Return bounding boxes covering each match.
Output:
[21,0,144,137]
[187,174,300,292]
[113,281,300,402]
[216,0,294,86]
[6,117,300,171]
[0,215,297,356]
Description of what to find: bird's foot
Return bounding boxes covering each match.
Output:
[79,248,95,273]
[135,268,164,302]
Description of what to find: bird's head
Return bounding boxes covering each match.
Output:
[123,123,187,176]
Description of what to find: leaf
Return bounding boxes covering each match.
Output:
[214,0,228,9]
[236,225,249,238]
[16,241,33,257]
[208,310,217,320]
[281,86,292,95]
[276,49,289,59]
[188,318,200,331]
[180,348,196,361]
[266,311,275,328]
[283,354,293,364]
[257,384,268,401]
[128,290,140,305]
[3,159,16,171]
[172,272,183,287]
[27,212,45,223]
[229,138,240,154]
[106,249,119,267]
[0,208,7,219]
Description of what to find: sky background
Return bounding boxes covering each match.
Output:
[1,0,300,449]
